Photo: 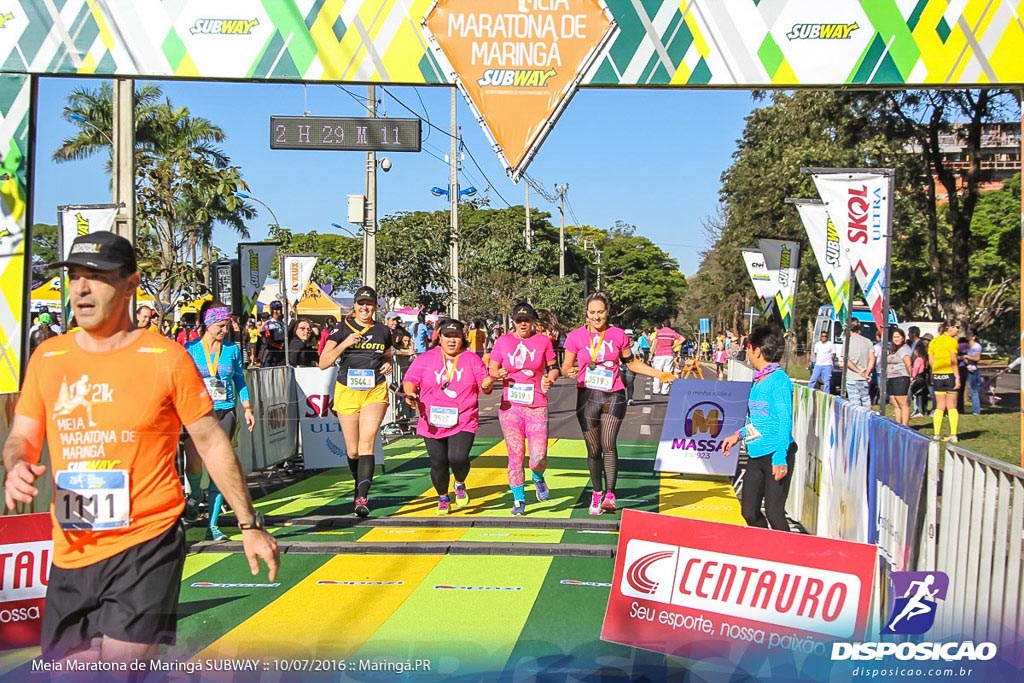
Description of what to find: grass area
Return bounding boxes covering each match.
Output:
[877,403,1021,468]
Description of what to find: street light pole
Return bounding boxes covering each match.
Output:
[364,85,377,290]
[555,183,568,278]
[112,79,135,247]
[449,87,460,320]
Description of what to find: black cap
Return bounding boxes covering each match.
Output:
[438,319,465,336]
[354,286,377,303]
[269,300,284,310]
[48,232,137,273]
[511,301,537,320]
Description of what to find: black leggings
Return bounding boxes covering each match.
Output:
[575,388,627,493]
[741,442,796,531]
[424,431,476,496]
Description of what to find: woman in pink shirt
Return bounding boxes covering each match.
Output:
[489,301,559,516]
[561,293,675,515]
[403,319,494,515]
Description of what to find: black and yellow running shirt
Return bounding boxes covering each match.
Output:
[327,318,393,387]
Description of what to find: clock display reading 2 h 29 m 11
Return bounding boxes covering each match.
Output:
[270,116,421,152]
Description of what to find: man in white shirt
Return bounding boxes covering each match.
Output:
[809,331,836,393]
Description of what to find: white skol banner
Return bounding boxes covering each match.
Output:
[238,242,278,315]
[793,200,850,322]
[740,248,776,310]
[811,171,891,332]
[759,239,801,331]
[294,367,384,470]
[58,205,118,259]
[655,379,750,476]
[283,255,317,307]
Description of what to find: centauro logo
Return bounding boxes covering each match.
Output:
[478,68,557,88]
[787,23,859,40]
[190,18,259,36]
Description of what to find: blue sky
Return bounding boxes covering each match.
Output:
[31,78,755,276]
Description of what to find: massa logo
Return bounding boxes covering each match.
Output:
[787,23,859,40]
[191,18,259,35]
[684,401,724,438]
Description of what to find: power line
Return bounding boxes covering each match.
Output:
[379,85,456,139]
[461,141,511,207]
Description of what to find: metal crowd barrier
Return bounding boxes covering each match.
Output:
[924,442,1023,656]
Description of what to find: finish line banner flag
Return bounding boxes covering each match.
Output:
[793,199,850,323]
[740,248,776,312]
[294,367,383,470]
[602,511,877,662]
[655,379,749,477]
[238,242,278,316]
[424,0,615,180]
[57,204,118,324]
[758,239,800,331]
[283,255,317,307]
[810,171,891,332]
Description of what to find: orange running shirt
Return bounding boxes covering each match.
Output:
[16,330,213,568]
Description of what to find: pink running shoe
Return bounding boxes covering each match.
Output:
[601,492,617,513]
[589,491,603,515]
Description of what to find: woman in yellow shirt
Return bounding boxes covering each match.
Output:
[928,320,961,442]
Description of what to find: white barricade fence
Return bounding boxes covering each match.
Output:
[790,384,1024,666]
[727,358,753,382]
[235,366,298,474]
[292,366,383,469]
[926,442,1023,661]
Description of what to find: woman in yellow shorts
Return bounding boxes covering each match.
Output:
[928,319,961,442]
[319,286,394,517]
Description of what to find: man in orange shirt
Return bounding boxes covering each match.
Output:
[3,232,279,664]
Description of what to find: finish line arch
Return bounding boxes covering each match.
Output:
[0,0,1020,395]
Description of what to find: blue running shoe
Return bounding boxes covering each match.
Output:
[512,500,527,516]
[534,479,550,502]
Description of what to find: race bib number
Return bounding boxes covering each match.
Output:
[429,406,459,428]
[508,382,535,405]
[54,470,130,531]
[743,421,762,445]
[347,368,375,390]
[585,367,614,391]
[204,376,228,401]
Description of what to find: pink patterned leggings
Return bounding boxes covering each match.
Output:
[498,403,549,487]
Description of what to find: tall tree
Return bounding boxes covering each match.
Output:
[55,82,255,319]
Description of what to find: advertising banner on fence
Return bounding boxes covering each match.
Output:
[868,420,929,573]
[810,171,892,332]
[424,0,614,179]
[602,511,877,664]
[238,242,279,317]
[758,239,801,331]
[740,248,776,311]
[819,399,871,543]
[57,204,119,325]
[0,512,51,650]
[654,379,749,476]
[294,367,384,470]
[793,199,850,323]
[283,255,317,307]
[790,385,835,536]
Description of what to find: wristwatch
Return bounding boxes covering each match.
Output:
[238,512,266,531]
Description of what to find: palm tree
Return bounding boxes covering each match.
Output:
[54,82,255,319]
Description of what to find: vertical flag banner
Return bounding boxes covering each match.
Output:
[810,171,891,332]
[283,256,318,307]
[793,199,850,322]
[739,248,776,312]
[57,205,119,326]
[57,205,118,260]
[238,243,278,316]
[0,75,29,393]
[758,239,801,331]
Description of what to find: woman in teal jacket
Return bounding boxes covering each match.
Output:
[721,325,795,531]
